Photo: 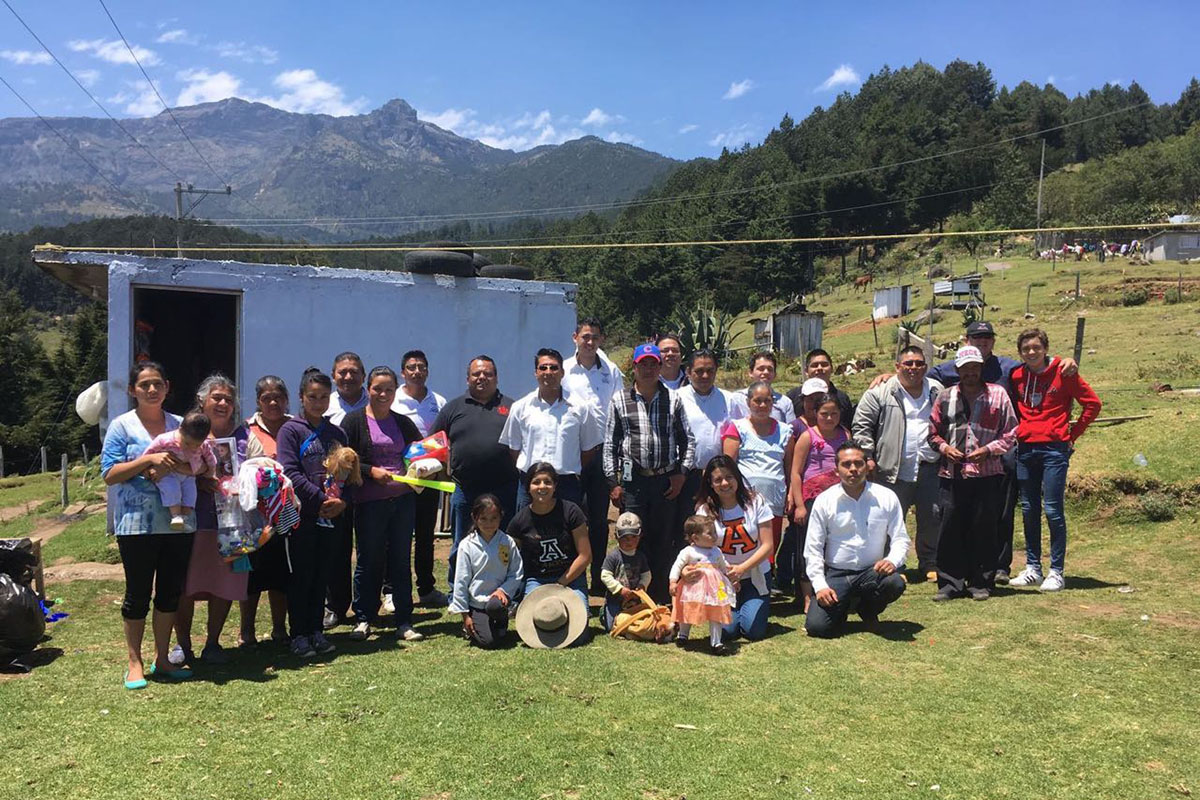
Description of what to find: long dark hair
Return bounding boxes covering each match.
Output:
[697,454,756,516]
[470,493,505,535]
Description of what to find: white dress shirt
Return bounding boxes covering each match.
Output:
[804,481,910,593]
[498,389,604,475]
[898,380,938,482]
[391,386,447,437]
[676,385,736,472]
[563,349,625,427]
[324,387,368,426]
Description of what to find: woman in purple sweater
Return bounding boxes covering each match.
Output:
[277,368,348,659]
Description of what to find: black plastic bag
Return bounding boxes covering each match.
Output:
[0,538,37,586]
[0,574,45,656]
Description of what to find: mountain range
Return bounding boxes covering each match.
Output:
[0,98,679,238]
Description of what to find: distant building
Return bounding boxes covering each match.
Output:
[872,284,913,319]
[749,299,824,358]
[932,273,985,310]
[1144,229,1200,262]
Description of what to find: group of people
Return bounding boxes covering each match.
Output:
[101,315,1101,684]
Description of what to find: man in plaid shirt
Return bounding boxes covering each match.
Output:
[603,343,695,603]
[928,345,1017,601]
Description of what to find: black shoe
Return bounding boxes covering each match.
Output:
[994,571,1010,586]
[675,636,689,649]
[710,641,728,655]
[859,610,880,624]
[932,588,956,602]
[968,587,990,601]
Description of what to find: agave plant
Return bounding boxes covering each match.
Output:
[673,302,742,361]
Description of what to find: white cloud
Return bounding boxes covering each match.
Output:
[1046,75,1056,85]
[419,106,641,151]
[0,49,53,66]
[420,107,476,131]
[176,68,243,106]
[68,38,160,67]
[513,109,552,130]
[123,80,164,116]
[214,41,278,64]
[816,64,861,91]
[156,28,198,45]
[604,130,642,145]
[722,79,755,100]
[678,123,698,134]
[581,107,624,127]
[258,69,366,116]
[76,68,101,87]
[708,123,758,149]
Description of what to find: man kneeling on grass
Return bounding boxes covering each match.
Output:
[803,441,910,638]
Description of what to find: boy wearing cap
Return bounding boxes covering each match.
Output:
[928,345,1018,601]
[599,512,653,630]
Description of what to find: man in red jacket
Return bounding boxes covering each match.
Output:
[1008,328,1102,592]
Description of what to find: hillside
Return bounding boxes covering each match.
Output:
[0,98,679,237]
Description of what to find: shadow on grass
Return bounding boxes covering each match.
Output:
[1,645,64,674]
[847,618,925,641]
[990,574,1123,598]
[184,631,405,685]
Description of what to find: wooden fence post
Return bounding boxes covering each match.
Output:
[60,453,69,508]
[0,444,4,479]
[40,446,48,474]
[1073,316,1086,365]
[1075,271,1081,300]
[1026,284,1032,316]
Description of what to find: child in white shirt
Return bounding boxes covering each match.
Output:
[670,515,737,654]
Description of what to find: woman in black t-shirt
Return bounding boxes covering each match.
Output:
[507,462,591,609]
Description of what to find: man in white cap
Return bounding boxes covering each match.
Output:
[927,345,1018,602]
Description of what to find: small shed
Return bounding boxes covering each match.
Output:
[748,316,771,348]
[932,273,985,309]
[33,249,578,423]
[872,284,912,320]
[768,300,824,358]
[1144,229,1200,262]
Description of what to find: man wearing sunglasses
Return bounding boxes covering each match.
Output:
[500,348,604,511]
[852,345,944,581]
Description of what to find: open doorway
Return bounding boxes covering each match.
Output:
[132,287,239,415]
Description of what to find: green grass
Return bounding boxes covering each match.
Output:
[41,513,119,565]
[0,503,1197,799]
[0,474,63,510]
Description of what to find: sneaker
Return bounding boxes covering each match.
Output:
[932,588,956,602]
[290,635,316,658]
[1009,566,1044,587]
[968,587,990,601]
[322,609,341,630]
[349,621,371,641]
[397,625,425,642]
[201,643,230,664]
[994,571,1011,586]
[311,633,336,654]
[167,644,192,666]
[1039,571,1066,592]
[169,515,185,531]
[381,594,395,614]
[418,589,448,608]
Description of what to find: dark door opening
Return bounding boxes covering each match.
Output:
[132,287,238,416]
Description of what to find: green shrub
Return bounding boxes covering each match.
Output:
[1121,288,1149,307]
[1140,493,1177,522]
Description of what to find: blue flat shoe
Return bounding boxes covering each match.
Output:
[123,669,148,690]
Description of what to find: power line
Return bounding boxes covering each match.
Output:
[203,100,1153,228]
[0,73,155,214]
[2,0,185,184]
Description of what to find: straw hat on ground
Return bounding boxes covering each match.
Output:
[514,584,588,649]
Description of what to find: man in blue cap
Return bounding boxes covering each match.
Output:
[603,343,696,603]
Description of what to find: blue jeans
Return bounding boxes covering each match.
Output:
[353,495,415,626]
[514,474,583,512]
[1017,442,1071,573]
[447,481,517,585]
[805,566,907,639]
[721,580,770,641]
[522,573,590,611]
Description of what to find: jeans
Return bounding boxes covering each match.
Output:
[353,495,416,627]
[1017,442,1071,574]
[287,518,338,637]
[880,460,941,572]
[515,473,583,512]
[581,457,614,595]
[805,566,907,638]
[621,472,680,604]
[117,533,194,619]
[522,573,590,611]
[447,481,517,585]
[721,580,770,641]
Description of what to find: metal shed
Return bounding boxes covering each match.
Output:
[1144,229,1200,262]
[932,273,985,310]
[768,300,824,358]
[872,284,912,320]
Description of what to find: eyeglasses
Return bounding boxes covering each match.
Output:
[899,360,926,367]
[536,364,561,372]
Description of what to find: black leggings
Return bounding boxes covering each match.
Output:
[118,533,194,620]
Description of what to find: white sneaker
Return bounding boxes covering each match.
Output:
[169,515,185,531]
[349,621,371,641]
[167,643,187,665]
[397,625,425,642]
[381,594,395,614]
[1039,571,1066,592]
[1009,566,1044,587]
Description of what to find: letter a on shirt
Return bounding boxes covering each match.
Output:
[539,539,569,564]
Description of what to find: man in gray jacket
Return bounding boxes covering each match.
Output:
[852,345,943,581]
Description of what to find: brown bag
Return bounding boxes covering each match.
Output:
[609,588,674,643]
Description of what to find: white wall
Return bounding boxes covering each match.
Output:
[102,254,578,420]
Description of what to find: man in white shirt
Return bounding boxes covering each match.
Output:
[730,351,796,423]
[391,349,449,607]
[500,347,604,511]
[562,318,625,595]
[324,351,369,425]
[804,440,910,638]
[851,345,943,581]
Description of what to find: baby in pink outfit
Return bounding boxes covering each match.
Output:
[143,411,218,530]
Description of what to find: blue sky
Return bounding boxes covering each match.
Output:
[1,0,1196,159]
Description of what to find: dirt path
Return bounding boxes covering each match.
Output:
[44,561,123,582]
[0,501,40,523]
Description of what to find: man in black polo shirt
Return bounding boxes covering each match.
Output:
[432,355,519,584]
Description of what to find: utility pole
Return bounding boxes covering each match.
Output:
[1034,139,1046,252]
[175,182,231,258]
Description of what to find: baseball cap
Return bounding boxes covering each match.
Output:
[800,377,829,396]
[615,512,642,536]
[966,321,995,338]
[955,345,985,367]
[632,343,662,363]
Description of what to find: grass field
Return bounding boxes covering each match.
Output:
[1,254,1199,798]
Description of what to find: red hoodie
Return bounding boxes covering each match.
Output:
[1009,357,1102,443]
